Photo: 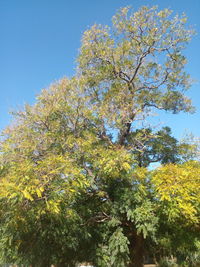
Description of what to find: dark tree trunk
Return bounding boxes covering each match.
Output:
[128,232,144,267]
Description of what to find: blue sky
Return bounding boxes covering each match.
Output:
[0,0,199,139]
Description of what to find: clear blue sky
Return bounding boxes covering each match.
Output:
[0,0,199,139]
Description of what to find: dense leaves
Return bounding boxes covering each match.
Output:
[0,5,199,267]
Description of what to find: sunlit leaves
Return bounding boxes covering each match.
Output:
[153,161,200,222]
[78,6,195,131]
[0,5,198,266]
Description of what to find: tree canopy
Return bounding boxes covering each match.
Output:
[0,5,199,267]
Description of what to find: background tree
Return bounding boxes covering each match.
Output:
[0,5,199,267]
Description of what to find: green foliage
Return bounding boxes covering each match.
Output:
[128,126,191,167]
[78,6,194,133]
[95,227,130,267]
[158,257,178,267]
[0,5,198,267]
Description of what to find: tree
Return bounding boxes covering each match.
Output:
[0,5,199,267]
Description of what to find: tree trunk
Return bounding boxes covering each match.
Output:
[128,232,144,267]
